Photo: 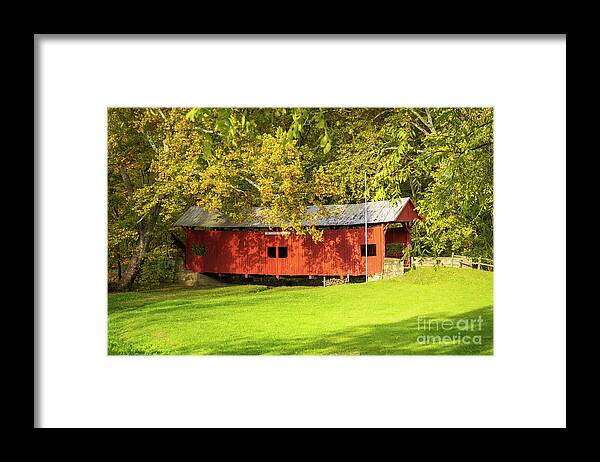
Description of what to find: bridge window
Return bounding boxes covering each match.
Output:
[385,242,404,255]
[360,244,377,257]
[267,246,277,258]
[278,246,288,258]
[191,244,205,256]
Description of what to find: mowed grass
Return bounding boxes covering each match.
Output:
[108,267,493,355]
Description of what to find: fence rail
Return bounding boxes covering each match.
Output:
[412,254,493,271]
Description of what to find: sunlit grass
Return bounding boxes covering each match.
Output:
[108,267,493,355]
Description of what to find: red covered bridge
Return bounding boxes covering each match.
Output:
[175,199,422,278]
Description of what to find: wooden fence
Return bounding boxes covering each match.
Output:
[412,254,494,271]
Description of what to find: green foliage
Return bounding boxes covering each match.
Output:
[134,246,176,289]
[108,267,493,355]
[191,244,205,256]
[108,107,494,289]
[108,108,207,289]
[385,242,404,255]
[407,108,493,258]
[315,107,494,258]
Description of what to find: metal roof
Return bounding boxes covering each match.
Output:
[174,199,411,228]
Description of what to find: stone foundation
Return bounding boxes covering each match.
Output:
[174,258,227,288]
[381,257,405,279]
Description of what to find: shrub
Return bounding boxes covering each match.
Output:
[134,246,176,289]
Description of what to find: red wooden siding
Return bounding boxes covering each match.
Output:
[396,200,422,222]
[186,226,386,277]
[384,227,410,257]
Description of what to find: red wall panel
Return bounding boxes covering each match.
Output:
[396,200,422,222]
[384,227,410,256]
[186,226,385,277]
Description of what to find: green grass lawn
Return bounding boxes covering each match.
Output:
[108,267,493,355]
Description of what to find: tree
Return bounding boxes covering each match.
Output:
[312,107,493,257]
[108,108,204,290]
[108,107,494,290]
[184,108,338,239]
[108,107,339,289]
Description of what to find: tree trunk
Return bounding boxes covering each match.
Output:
[170,232,186,253]
[171,232,187,265]
[116,203,161,291]
[409,176,416,198]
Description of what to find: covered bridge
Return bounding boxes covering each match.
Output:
[175,199,422,278]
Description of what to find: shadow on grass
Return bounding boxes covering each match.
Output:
[166,306,493,356]
[107,285,272,314]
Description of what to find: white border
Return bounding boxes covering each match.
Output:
[36,36,566,428]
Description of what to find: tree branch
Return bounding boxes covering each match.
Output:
[241,176,261,191]
[412,121,431,136]
[372,109,394,122]
[120,166,134,197]
[409,108,432,134]
[425,108,435,133]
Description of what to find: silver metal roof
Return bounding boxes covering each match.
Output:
[174,199,411,228]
